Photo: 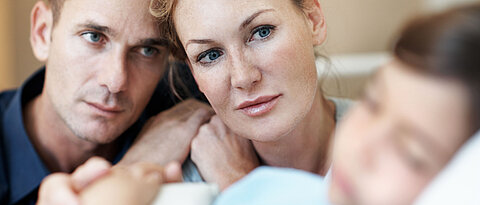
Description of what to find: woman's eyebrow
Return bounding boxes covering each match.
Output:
[240,9,275,30]
[185,9,275,50]
[185,39,215,50]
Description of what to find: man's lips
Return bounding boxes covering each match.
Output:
[86,102,124,115]
[236,94,281,117]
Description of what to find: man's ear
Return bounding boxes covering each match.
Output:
[30,1,53,62]
[304,0,327,46]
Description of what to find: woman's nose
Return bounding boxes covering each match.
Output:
[229,52,262,91]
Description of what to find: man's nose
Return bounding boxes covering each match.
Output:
[97,49,128,94]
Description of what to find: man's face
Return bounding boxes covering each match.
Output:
[43,0,168,143]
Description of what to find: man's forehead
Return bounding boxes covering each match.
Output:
[61,0,161,37]
[62,0,156,27]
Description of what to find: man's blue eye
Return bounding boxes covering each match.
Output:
[140,47,157,57]
[198,50,223,64]
[82,32,102,43]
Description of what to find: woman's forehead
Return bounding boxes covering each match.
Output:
[174,0,292,25]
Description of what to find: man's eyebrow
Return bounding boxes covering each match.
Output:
[240,9,275,30]
[138,38,169,47]
[77,21,168,47]
[77,21,115,36]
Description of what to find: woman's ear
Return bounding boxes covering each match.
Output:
[304,0,327,46]
[30,1,53,62]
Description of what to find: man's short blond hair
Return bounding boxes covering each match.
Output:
[44,0,65,26]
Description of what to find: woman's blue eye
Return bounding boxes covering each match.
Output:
[140,47,158,57]
[82,32,102,43]
[250,26,274,42]
[258,28,271,38]
[198,50,223,64]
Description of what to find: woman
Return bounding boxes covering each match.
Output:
[153,0,353,189]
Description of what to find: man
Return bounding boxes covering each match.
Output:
[0,0,210,204]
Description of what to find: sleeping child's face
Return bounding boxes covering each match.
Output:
[328,60,472,205]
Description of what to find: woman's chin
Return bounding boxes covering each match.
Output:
[226,108,305,142]
[235,124,293,143]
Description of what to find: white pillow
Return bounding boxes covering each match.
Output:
[151,183,218,205]
[414,130,480,205]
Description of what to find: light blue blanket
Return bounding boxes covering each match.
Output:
[214,167,330,205]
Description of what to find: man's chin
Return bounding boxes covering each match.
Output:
[76,131,120,144]
[62,111,134,144]
[70,123,126,144]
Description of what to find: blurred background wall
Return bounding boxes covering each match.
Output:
[1,0,41,91]
[0,0,16,90]
[0,0,478,94]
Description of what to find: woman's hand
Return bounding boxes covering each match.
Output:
[191,115,260,191]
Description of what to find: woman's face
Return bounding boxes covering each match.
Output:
[173,0,326,141]
[329,60,471,205]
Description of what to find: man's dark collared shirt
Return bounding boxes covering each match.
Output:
[0,66,203,205]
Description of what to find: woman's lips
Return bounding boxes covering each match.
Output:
[236,95,281,117]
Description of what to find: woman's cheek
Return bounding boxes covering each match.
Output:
[196,71,230,111]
